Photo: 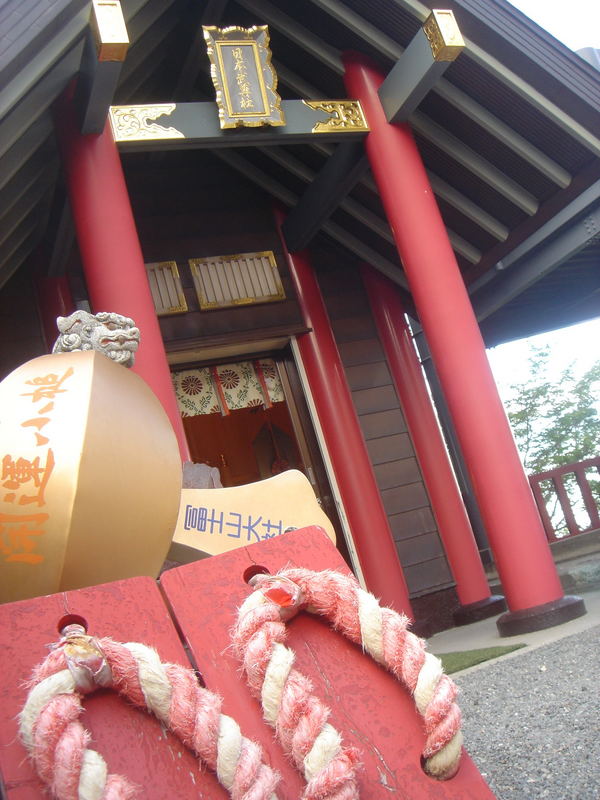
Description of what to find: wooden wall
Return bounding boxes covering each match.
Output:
[0,264,46,381]
[125,152,306,358]
[313,249,454,598]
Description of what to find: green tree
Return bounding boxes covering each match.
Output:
[504,345,600,472]
[502,345,600,535]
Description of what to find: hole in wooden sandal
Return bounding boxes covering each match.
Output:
[420,754,459,781]
[57,614,88,635]
[243,565,270,584]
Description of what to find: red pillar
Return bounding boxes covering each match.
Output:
[277,213,413,615]
[54,92,190,461]
[344,53,584,634]
[362,265,506,621]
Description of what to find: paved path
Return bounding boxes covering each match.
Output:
[426,592,600,799]
[456,625,599,799]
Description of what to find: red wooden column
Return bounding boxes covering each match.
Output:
[344,53,585,634]
[361,265,505,623]
[54,92,190,461]
[276,213,413,616]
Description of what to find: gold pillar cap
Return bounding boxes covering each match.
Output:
[423,10,465,62]
[91,0,129,62]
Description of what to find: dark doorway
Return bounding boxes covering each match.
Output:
[182,401,301,488]
[178,350,350,566]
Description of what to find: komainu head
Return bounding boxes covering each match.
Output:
[53,311,140,368]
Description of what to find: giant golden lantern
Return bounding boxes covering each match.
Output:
[0,350,181,602]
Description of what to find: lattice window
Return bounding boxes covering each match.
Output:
[189,250,285,310]
[146,261,188,315]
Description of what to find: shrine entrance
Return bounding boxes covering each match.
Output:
[172,349,348,559]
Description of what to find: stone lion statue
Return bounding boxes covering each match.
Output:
[53,311,140,368]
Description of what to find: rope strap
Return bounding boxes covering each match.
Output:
[20,624,279,800]
[233,569,463,798]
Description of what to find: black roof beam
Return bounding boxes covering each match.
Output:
[211,148,408,289]
[472,188,600,321]
[73,1,129,134]
[110,100,368,149]
[46,199,75,278]
[262,144,400,252]
[281,11,467,255]
[306,0,574,185]
[282,142,368,251]
[277,67,495,258]
[173,0,229,100]
[378,10,464,124]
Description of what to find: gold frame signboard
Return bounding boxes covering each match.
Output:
[203,25,285,129]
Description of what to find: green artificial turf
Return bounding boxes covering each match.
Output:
[438,643,527,674]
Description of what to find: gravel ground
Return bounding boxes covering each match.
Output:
[456,625,600,800]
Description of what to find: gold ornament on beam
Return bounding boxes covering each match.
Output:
[302,100,369,134]
[423,10,465,62]
[109,104,185,142]
[90,0,129,62]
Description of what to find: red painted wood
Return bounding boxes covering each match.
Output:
[343,53,564,612]
[1,535,496,798]
[54,89,190,460]
[553,476,581,537]
[0,576,226,799]
[529,457,600,539]
[276,214,413,616]
[161,526,495,799]
[574,466,600,529]
[529,477,558,541]
[361,266,491,606]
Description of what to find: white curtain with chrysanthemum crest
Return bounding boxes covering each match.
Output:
[172,359,284,417]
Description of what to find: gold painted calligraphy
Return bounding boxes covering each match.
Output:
[0,367,73,566]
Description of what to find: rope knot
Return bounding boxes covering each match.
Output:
[249,574,306,621]
[57,623,112,693]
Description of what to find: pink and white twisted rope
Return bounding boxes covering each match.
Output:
[233,569,463,798]
[19,623,279,800]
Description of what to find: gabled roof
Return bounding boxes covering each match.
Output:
[1,0,598,345]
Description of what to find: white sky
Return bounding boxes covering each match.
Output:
[487,319,600,402]
[485,1,600,397]
[506,0,600,50]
